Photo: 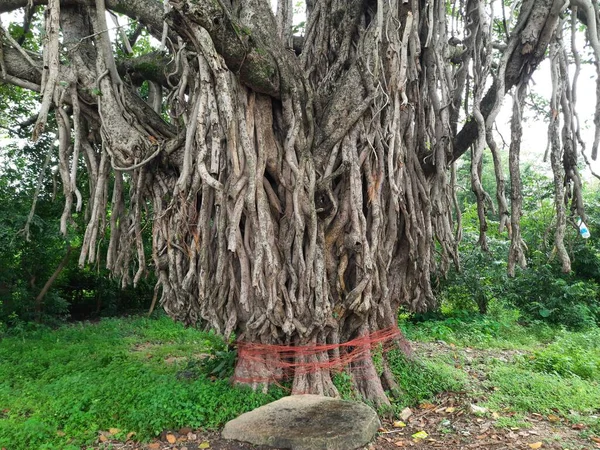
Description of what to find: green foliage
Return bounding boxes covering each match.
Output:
[443,163,600,329]
[386,350,467,409]
[0,134,154,327]
[526,328,600,380]
[506,266,600,329]
[331,372,359,401]
[485,366,600,418]
[0,316,284,449]
[401,310,556,349]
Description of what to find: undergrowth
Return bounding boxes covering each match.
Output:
[2,313,600,449]
[0,316,284,450]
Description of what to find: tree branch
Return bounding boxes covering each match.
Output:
[450,0,562,168]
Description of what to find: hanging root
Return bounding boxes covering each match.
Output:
[7,0,598,403]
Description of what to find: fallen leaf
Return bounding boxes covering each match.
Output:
[528,442,543,449]
[199,442,210,449]
[419,402,435,410]
[99,435,108,443]
[572,423,587,430]
[592,437,600,444]
[166,433,177,444]
[179,427,193,435]
[108,428,120,435]
[393,421,407,428]
[412,431,428,440]
[492,412,500,419]
[547,414,560,423]
[400,407,413,421]
[469,404,488,415]
[126,431,136,440]
[445,407,456,413]
[394,441,405,447]
[147,443,160,450]
[56,431,66,437]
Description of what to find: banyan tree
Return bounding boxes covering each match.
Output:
[1,0,599,405]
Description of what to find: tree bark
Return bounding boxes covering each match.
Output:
[34,245,73,322]
[0,0,589,403]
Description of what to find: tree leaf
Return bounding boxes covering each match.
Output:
[412,431,428,440]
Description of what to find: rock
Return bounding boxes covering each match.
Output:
[222,394,380,450]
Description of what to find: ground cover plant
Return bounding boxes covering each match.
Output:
[0,316,286,449]
[1,313,599,449]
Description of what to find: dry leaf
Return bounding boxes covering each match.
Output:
[591,436,600,444]
[492,412,500,419]
[547,414,560,423]
[108,428,120,435]
[394,441,405,447]
[445,407,456,413]
[147,443,160,450]
[572,423,587,430]
[166,433,177,444]
[412,431,428,440]
[469,404,488,414]
[393,421,407,428]
[419,402,435,410]
[400,407,413,421]
[56,431,66,437]
[99,435,108,443]
[199,442,211,449]
[528,442,543,449]
[126,431,136,440]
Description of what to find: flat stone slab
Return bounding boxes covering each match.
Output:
[222,394,380,450]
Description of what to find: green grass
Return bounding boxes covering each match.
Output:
[402,314,600,432]
[2,313,600,449]
[386,350,467,409]
[0,316,284,450]
[484,366,600,432]
[526,328,600,380]
[400,314,558,349]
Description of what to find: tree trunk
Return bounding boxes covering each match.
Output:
[34,245,72,322]
[0,0,581,404]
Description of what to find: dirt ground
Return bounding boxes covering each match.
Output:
[91,406,600,450]
[92,342,600,450]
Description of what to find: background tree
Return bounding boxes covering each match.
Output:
[1,0,599,405]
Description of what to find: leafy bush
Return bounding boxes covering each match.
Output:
[506,265,600,329]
